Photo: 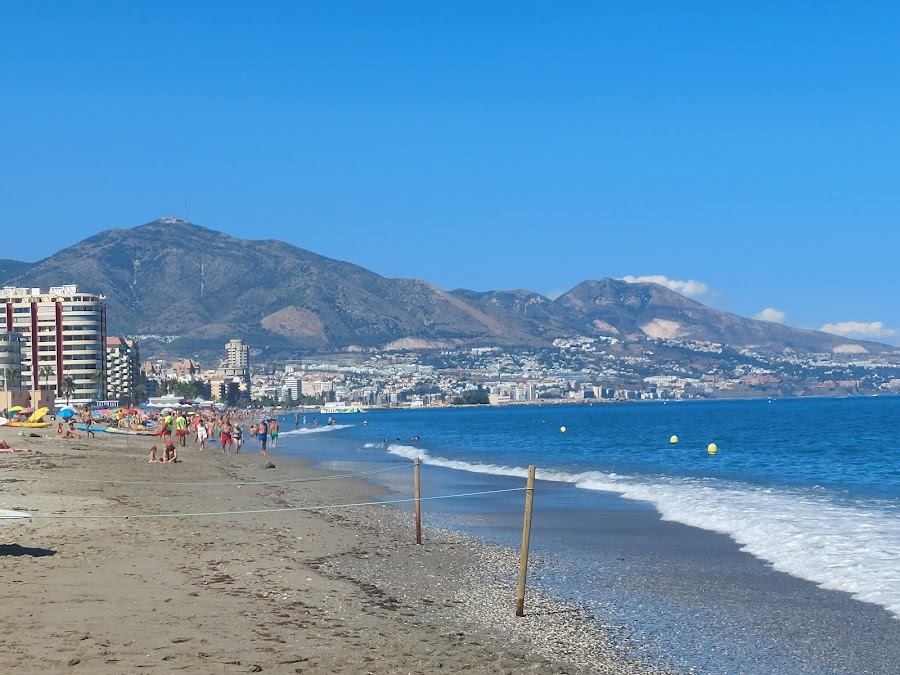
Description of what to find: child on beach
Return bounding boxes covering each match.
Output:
[148,443,177,463]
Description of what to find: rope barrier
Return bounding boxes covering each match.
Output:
[1,464,408,487]
[25,486,528,520]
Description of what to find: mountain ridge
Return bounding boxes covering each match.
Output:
[0,219,893,358]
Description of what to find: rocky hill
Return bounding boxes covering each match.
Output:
[0,219,893,358]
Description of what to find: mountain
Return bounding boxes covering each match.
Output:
[554,278,883,354]
[1,219,893,358]
[0,259,34,280]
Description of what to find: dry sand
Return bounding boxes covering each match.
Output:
[0,427,670,674]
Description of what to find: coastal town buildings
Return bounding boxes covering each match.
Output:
[0,285,107,405]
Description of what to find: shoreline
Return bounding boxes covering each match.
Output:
[0,427,670,673]
[288,433,900,675]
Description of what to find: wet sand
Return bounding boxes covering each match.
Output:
[0,428,669,674]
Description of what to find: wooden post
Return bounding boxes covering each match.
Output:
[414,457,422,545]
[515,464,536,617]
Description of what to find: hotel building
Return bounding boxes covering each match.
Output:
[0,285,108,405]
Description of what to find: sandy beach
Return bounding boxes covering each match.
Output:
[0,427,669,674]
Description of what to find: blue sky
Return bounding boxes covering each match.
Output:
[2,2,899,344]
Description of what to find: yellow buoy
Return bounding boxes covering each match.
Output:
[670,435,679,444]
[560,426,567,433]
[707,443,718,455]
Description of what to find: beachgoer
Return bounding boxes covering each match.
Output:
[257,420,268,455]
[269,418,279,448]
[220,420,232,453]
[148,445,159,462]
[0,440,28,452]
[233,425,243,452]
[56,422,64,438]
[294,413,299,428]
[162,442,177,463]
[82,409,95,438]
[158,412,174,442]
[175,413,188,446]
[197,421,208,450]
[66,421,81,439]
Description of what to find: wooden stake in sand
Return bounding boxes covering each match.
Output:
[414,456,422,545]
[515,464,536,617]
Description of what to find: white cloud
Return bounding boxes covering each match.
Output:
[620,275,711,299]
[820,321,897,339]
[545,289,565,300]
[755,307,788,324]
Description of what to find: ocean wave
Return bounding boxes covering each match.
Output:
[279,424,352,436]
[388,444,900,617]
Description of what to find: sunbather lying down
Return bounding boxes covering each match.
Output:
[0,440,28,452]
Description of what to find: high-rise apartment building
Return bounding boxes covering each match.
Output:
[106,336,141,405]
[220,338,250,388]
[0,285,107,405]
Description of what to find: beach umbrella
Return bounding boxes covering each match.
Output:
[8,406,24,412]
[57,408,76,419]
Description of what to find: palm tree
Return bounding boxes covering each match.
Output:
[133,381,147,407]
[90,371,106,400]
[63,376,76,406]
[38,365,55,398]
[4,366,21,392]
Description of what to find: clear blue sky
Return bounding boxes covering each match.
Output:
[2,2,899,344]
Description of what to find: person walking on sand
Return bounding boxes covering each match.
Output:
[220,419,232,454]
[233,424,243,453]
[257,419,268,455]
[82,408,95,438]
[269,418,279,449]
[158,412,174,444]
[175,412,188,446]
[197,420,208,451]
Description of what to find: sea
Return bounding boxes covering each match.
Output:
[271,396,900,674]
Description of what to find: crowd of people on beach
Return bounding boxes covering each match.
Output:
[34,404,293,466]
[152,410,280,457]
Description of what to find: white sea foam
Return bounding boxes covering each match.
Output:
[279,424,352,436]
[388,444,900,617]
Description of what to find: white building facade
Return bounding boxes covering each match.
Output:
[0,285,107,404]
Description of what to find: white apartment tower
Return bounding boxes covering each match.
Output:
[0,285,107,404]
[106,336,141,405]
[220,338,250,388]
